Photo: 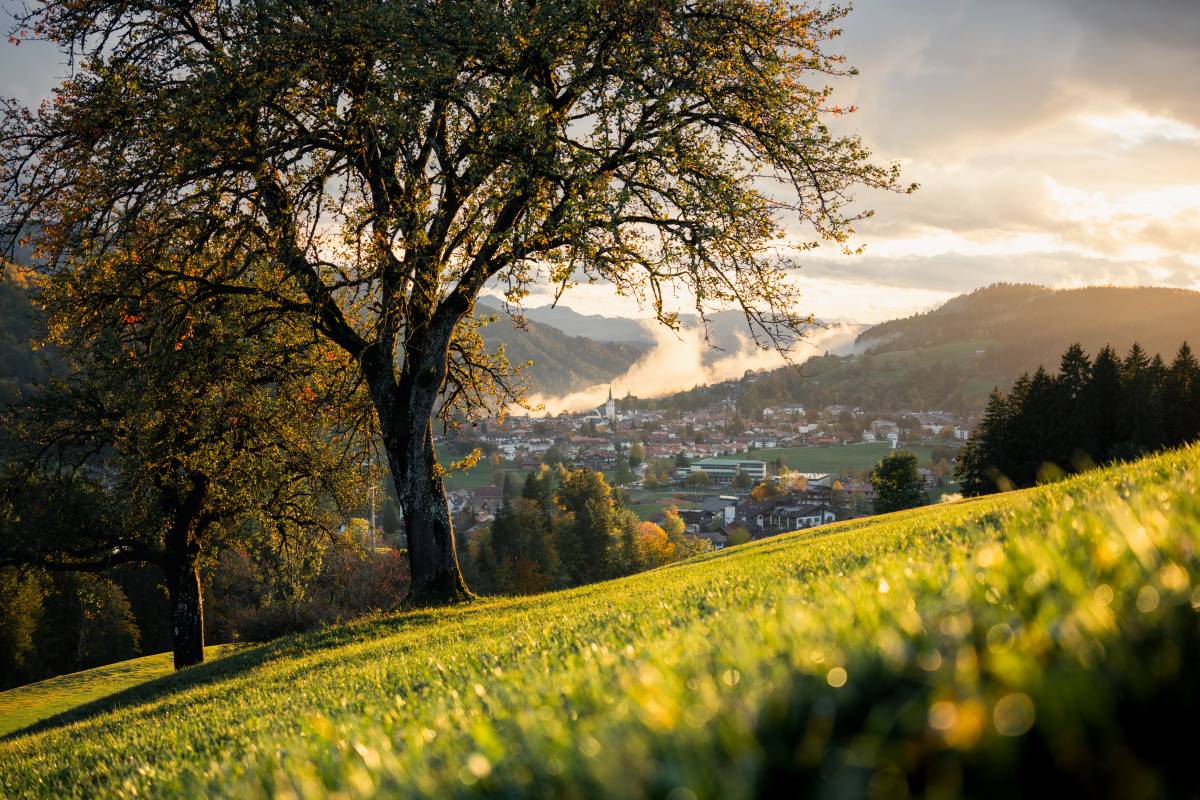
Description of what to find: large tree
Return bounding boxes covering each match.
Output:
[2,0,910,602]
[871,450,925,514]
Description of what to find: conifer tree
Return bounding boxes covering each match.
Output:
[1163,343,1199,444]
[956,388,1011,496]
[1119,343,1160,455]
[488,475,520,590]
[1085,346,1124,461]
[556,470,617,585]
[1057,342,1092,464]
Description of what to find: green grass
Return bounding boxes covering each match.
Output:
[434,446,535,492]
[748,441,937,473]
[3,446,1200,797]
[0,645,230,738]
[626,498,690,521]
[442,464,529,491]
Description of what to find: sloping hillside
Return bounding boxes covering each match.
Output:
[476,299,649,396]
[684,283,1200,414]
[3,445,1200,797]
[0,646,230,738]
[859,283,1200,376]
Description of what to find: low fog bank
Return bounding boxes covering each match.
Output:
[524,320,863,415]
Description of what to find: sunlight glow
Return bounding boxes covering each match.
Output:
[1080,111,1200,146]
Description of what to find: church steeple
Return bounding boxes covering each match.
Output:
[605,385,616,422]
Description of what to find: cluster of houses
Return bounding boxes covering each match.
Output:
[655,472,877,549]
[442,388,968,540]
[457,393,973,473]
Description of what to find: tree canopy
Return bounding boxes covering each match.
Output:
[2,0,910,602]
[870,450,925,514]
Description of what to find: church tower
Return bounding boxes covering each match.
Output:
[605,385,616,422]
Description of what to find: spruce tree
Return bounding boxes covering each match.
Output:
[1057,343,1092,465]
[1058,343,1092,401]
[556,470,617,586]
[488,475,520,591]
[955,388,1011,496]
[1010,367,1062,485]
[1119,343,1160,455]
[1085,346,1123,462]
[1163,343,1200,445]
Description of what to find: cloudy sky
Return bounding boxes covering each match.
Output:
[3,0,1198,325]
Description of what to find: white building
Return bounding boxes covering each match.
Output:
[763,405,805,419]
[794,472,834,487]
[689,458,767,484]
[763,503,836,531]
[701,495,740,525]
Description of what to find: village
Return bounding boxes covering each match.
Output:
[443,383,974,550]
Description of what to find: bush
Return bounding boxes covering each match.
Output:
[207,541,410,644]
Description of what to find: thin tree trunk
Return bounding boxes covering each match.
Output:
[165,554,204,669]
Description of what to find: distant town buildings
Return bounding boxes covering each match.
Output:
[688,458,767,484]
[441,391,971,538]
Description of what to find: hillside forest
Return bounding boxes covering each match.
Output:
[627,284,1200,416]
[956,341,1200,494]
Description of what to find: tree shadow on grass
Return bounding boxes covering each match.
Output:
[0,597,509,743]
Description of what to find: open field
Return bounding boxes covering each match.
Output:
[2,446,1199,797]
[442,442,949,494]
[441,464,530,492]
[625,496,700,521]
[0,646,230,738]
[747,441,939,474]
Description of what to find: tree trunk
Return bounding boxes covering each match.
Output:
[369,319,472,606]
[393,422,471,605]
[162,483,208,670]
[165,554,205,669]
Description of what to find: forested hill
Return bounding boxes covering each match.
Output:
[475,298,650,396]
[858,283,1200,376]
[0,274,647,411]
[631,283,1200,415]
[0,264,52,410]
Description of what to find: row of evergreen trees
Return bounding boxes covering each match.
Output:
[956,342,1200,495]
[461,466,709,595]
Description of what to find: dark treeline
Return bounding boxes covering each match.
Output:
[956,342,1200,496]
[460,466,708,596]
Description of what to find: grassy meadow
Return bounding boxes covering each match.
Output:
[748,441,938,473]
[0,646,230,738]
[2,446,1199,797]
